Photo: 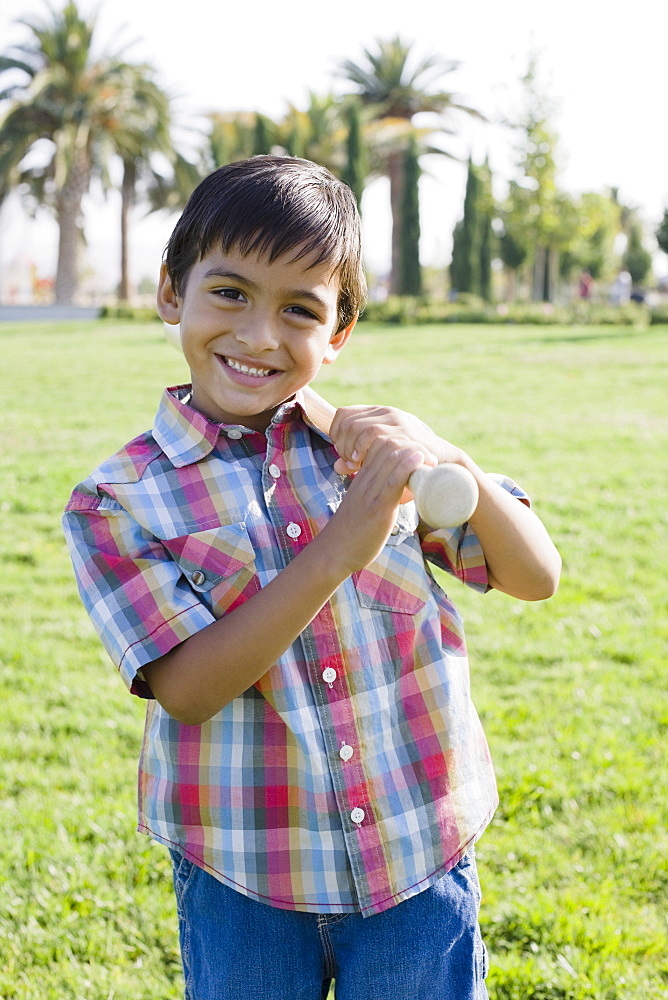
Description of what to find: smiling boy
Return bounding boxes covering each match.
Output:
[64,156,560,1000]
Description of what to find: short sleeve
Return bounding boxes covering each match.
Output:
[419,473,531,593]
[63,497,216,697]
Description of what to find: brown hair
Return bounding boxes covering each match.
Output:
[164,156,366,331]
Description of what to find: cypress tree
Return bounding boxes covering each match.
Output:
[397,136,422,296]
[342,100,366,211]
[622,222,652,285]
[657,208,668,257]
[450,157,495,301]
[252,114,272,155]
[450,157,479,296]
[478,159,494,302]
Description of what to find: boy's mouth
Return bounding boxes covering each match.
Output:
[222,356,278,378]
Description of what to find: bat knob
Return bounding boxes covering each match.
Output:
[408,464,479,528]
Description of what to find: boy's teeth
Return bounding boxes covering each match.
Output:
[226,358,273,377]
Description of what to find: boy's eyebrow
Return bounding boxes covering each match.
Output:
[202,267,331,312]
[203,267,259,288]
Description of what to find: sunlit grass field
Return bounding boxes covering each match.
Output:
[1,319,666,999]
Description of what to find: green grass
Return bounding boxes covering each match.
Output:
[1,319,667,999]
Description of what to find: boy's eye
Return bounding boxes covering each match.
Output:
[286,305,318,320]
[214,288,246,301]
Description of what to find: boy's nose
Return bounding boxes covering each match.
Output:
[235,315,280,352]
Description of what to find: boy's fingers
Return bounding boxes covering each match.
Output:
[349,439,425,496]
[330,405,442,470]
[333,456,360,476]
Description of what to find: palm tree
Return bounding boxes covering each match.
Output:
[207,111,261,169]
[278,93,348,175]
[101,63,175,301]
[0,1,175,304]
[339,36,482,293]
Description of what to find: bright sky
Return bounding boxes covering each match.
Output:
[1,0,666,290]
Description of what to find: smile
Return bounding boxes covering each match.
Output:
[223,357,276,378]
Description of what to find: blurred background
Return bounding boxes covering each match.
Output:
[1,0,666,314]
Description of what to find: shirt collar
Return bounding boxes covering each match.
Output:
[152,385,327,468]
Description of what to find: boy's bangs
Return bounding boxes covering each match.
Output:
[203,192,355,276]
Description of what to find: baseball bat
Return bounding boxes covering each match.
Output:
[301,386,479,529]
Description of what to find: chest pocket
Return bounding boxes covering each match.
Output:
[354,524,429,615]
[162,522,259,617]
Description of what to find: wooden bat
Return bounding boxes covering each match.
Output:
[302,386,479,529]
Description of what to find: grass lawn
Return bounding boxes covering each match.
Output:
[1,318,666,999]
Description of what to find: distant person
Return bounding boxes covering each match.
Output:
[63,156,561,1000]
[609,269,632,306]
[578,268,594,299]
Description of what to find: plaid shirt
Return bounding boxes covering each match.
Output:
[63,385,529,917]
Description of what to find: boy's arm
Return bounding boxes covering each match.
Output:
[456,458,560,600]
[328,404,561,603]
[142,436,425,726]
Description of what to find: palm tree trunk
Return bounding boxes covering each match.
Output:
[119,159,136,302]
[388,149,405,295]
[55,156,89,304]
[55,201,80,304]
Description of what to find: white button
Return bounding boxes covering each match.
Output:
[191,571,205,586]
[390,524,400,535]
[286,522,301,539]
[322,667,337,686]
[350,807,365,826]
[339,743,354,762]
[268,464,281,478]
[227,429,243,439]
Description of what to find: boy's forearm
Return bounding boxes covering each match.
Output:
[464,457,561,601]
[141,523,358,726]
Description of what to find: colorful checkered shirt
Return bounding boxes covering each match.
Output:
[63,385,529,917]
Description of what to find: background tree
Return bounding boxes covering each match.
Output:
[339,36,482,294]
[0,1,173,304]
[397,135,421,296]
[252,113,274,156]
[450,156,494,301]
[207,111,262,168]
[341,98,367,211]
[502,57,573,302]
[656,209,668,279]
[622,218,653,286]
[104,64,175,301]
[558,190,621,288]
[276,93,346,173]
[497,204,529,301]
[478,160,494,303]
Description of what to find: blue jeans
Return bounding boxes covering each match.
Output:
[170,848,488,1000]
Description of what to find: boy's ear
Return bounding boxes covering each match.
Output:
[157,264,181,324]
[322,313,358,365]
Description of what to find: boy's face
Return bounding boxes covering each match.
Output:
[158,245,356,431]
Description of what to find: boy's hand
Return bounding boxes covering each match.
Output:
[322,404,459,575]
[328,404,459,476]
[324,434,426,573]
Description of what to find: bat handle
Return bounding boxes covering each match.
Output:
[408,464,479,529]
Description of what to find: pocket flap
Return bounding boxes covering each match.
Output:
[162,523,255,592]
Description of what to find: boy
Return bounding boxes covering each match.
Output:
[64,156,560,1000]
